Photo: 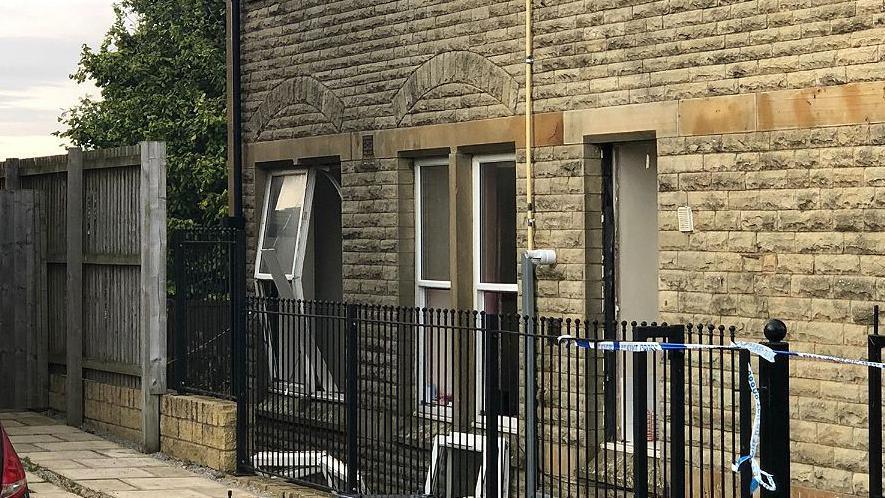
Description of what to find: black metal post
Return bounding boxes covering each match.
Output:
[227,219,248,472]
[485,316,500,498]
[521,254,538,497]
[870,305,884,498]
[172,232,187,391]
[345,304,359,493]
[230,0,244,219]
[668,326,685,498]
[634,324,685,498]
[738,350,752,498]
[633,350,649,498]
[759,319,789,498]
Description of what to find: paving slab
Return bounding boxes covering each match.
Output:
[81,479,139,492]
[58,467,156,480]
[6,411,323,498]
[74,457,168,469]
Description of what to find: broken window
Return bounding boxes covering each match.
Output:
[255,167,343,396]
[415,158,455,414]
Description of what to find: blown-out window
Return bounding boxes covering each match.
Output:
[255,171,312,280]
[414,157,454,415]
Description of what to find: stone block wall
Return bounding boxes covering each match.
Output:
[49,373,144,444]
[160,395,237,472]
[656,123,884,496]
[235,0,885,496]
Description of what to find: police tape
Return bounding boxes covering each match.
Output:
[554,335,885,494]
[555,336,885,369]
[732,364,776,493]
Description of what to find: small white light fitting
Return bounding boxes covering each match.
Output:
[526,249,556,266]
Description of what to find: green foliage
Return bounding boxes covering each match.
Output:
[58,0,228,227]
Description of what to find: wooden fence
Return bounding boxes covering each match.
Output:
[0,143,167,451]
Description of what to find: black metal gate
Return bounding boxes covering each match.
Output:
[169,225,245,399]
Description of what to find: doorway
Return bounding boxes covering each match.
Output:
[602,140,659,444]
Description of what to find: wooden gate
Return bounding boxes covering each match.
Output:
[0,189,48,409]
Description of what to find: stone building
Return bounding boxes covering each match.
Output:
[230,1,885,496]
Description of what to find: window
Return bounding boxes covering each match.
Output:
[255,171,313,281]
[415,158,454,414]
[254,168,343,397]
[473,154,519,428]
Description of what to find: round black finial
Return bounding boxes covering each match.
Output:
[764,318,787,342]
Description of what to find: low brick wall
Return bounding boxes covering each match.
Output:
[49,373,144,444]
[160,394,237,472]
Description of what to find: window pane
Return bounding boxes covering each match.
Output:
[421,288,453,408]
[259,173,307,276]
[480,161,517,284]
[481,291,519,417]
[420,164,450,281]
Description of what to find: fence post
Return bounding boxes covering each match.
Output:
[521,254,538,497]
[759,319,789,498]
[4,158,20,190]
[345,304,359,494]
[739,350,752,498]
[139,142,167,453]
[227,218,248,472]
[65,147,84,427]
[632,339,648,498]
[869,305,884,498]
[485,315,500,498]
[668,325,685,498]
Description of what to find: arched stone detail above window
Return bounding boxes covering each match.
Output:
[248,75,345,136]
[392,51,519,125]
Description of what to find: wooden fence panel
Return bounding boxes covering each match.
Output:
[0,189,48,409]
[0,143,166,449]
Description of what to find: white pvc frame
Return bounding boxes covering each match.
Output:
[254,169,316,285]
[254,168,340,396]
[422,431,510,498]
[472,153,519,433]
[414,157,454,419]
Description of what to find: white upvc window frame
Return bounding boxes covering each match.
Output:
[254,169,316,284]
[472,153,519,434]
[414,157,454,420]
[253,167,339,398]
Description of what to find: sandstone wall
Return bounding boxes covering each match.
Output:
[236,1,885,495]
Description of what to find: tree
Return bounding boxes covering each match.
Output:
[58,0,228,227]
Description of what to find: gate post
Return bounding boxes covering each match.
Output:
[668,326,685,498]
[869,305,884,498]
[172,231,187,391]
[345,304,360,493]
[738,350,752,498]
[227,218,249,472]
[759,319,789,498]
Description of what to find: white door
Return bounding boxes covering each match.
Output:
[614,141,659,443]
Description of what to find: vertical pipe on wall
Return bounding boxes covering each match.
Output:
[524,0,535,251]
[230,0,243,220]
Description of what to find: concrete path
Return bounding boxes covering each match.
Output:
[1,412,263,498]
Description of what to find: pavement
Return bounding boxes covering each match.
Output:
[1,411,264,498]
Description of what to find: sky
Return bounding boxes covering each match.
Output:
[0,0,116,161]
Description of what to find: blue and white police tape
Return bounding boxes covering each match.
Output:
[555,335,885,494]
[554,336,777,363]
[732,364,776,493]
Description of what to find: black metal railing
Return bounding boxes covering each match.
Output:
[169,226,244,399]
[237,297,759,497]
